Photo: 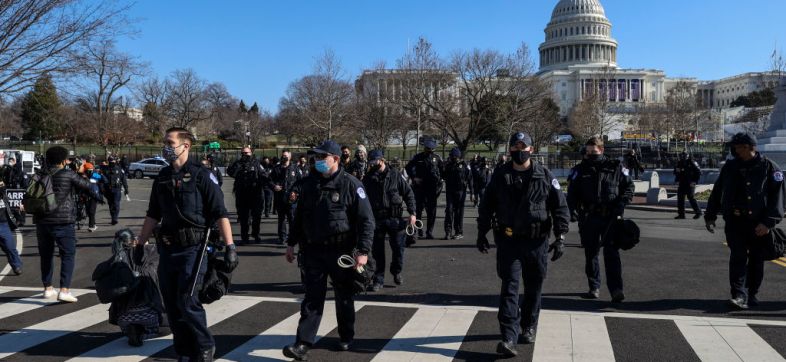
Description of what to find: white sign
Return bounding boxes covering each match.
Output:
[5,189,25,208]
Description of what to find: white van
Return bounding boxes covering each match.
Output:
[0,150,40,175]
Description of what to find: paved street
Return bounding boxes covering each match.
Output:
[2,178,786,361]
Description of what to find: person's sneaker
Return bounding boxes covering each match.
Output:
[197,346,215,362]
[496,340,518,357]
[454,234,464,240]
[12,267,21,276]
[57,291,78,303]
[611,290,626,303]
[370,283,383,292]
[282,343,310,361]
[337,340,352,351]
[394,274,403,286]
[88,226,98,232]
[581,289,600,299]
[520,327,537,344]
[674,215,686,220]
[43,289,57,299]
[693,213,703,220]
[729,296,749,310]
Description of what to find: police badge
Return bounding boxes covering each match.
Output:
[331,192,340,202]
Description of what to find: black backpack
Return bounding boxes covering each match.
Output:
[23,169,63,216]
[92,247,139,304]
[762,228,786,261]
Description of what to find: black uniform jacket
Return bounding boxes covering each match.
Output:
[478,162,570,238]
[566,157,634,217]
[705,153,785,229]
[362,167,416,220]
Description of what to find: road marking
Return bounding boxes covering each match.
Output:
[772,259,786,268]
[0,231,23,284]
[372,308,476,362]
[0,303,108,360]
[711,320,786,362]
[0,290,89,320]
[676,319,740,361]
[571,314,616,361]
[217,301,361,361]
[532,313,573,361]
[68,296,259,362]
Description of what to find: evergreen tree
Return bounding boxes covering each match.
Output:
[249,102,259,114]
[20,74,61,140]
[238,100,248,113]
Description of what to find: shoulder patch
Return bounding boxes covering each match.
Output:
[774,171,784,182]
[210,172,219,185]
[551,178,561,190]
[357,187,367,199]
[622,167,630,177]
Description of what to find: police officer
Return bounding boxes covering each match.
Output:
[567,137,634,302]
[443,147,473,240]
[346,145,368,181]
[705,132,785,310]
[137,127,238,362]
[623,149,644,180]
[282,140,375,360]
[261,156,274,218]
[471,157,492,207]
[201,157,223,187]
[674,151,703,219]
[363,149,416,292]
[477,131,569,357]
[227,147,265,244]
[103,156,128,225]
[405,138,443,239]
[270,149,302,244]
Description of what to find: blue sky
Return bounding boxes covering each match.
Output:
[117,0,786,112]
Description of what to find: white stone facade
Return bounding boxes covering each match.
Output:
[697,72,782,109]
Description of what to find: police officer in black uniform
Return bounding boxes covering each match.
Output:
[283,140,375,360]
[477,131,570,357]
[227,147,265,244]
[261,156,274,218]
[674,151,703,219]
[405,138,443,239]
[363,149,416,292]
[270,150,302,244]
[705,132,785,309]
[103,156,128,225]
[567,137,634,302]
[471,156,492,207]
[443,147,473,240]
[137,127,238,362]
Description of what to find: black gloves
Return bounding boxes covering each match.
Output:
[477,234,491,254]
[705,216,716,233]
[225,244,239,272]
[548,237,565,261]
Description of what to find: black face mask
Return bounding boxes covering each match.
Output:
[510,150,531,165]
[280,157,289,163]
[586,154,602,162]
[241,154,251,161]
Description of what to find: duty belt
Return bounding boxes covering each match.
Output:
[160,228,204,247]
[496,223,544,240]
[307,232,354,250]
[583,204,611,217]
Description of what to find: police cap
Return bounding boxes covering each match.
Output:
[368,149,384,161]
[422,138,438,149]
[509,132,532,147]
[450,147,461,158]
[729,132,757,146]
[308,140,342,156]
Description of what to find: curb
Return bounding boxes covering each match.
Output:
[626,205,702,214]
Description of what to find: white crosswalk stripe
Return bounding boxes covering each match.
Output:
[0,287,784,362]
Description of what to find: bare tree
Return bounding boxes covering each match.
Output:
[354,85,399,150]
[0,0,132,94]
[280,49,354,140]
[135,76,171,136]
[166,69,210,128]
[665,81,707,151]
[568,65,622,141]
[395,37,443,154]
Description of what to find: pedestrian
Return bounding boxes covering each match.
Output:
[477,131,570,357]
[363,149,416,292]
[405,138,443,239]
[270,149,302,244]
[674,151,703,219]
[297,155,309,176]
[136,127,238,361]
[347,145,369,181]
[282,140,375,361]
[120,155,130,175]
[33,146,101,303]
[442,147,472,240]
[102,156,129,225]
[340,145,352,169]
[623,149,645,180]
[704,132,785,310]
[261,156,274,218]
[495,154,508,169]
[0,178,21,276]
[566,137,634,302]
[227,147,265,244]
[471,157,492,207]
[85,164,105,232]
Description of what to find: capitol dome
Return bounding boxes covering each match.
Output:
[539,0,618,72]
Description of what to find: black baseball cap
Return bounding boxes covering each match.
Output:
[308,140,342,156]
[368,149,384,161]
[509,132,532,147]
[728,132,757,146]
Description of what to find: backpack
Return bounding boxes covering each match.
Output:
[92,249,139,304]
[22,169,63,216]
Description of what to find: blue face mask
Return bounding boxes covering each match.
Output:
[315,160,330,174]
